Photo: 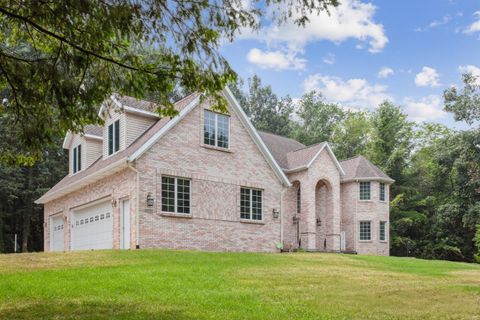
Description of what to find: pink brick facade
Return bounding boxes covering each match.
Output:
[40,90,392,255]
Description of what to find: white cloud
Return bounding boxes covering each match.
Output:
[458,64,480,85]
[415,15,452,32]
[303,74,392,109]
[403,95,447,122]
[415,67,440,87]
[246,48,306,70]
[323,53,335,65]
[241,0,388,54]
[377,67,394,78]
[464,11,480,34]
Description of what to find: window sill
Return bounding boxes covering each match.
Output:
[240,219,264,225]
[160,212,192,219]
[379,240,388,243]
[358,240,372,243]
[201,144,232,153]
[358,200,373,202]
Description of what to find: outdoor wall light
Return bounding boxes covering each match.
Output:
[146,193,155,207]
[316,218,322,226]
[272,209,280,219]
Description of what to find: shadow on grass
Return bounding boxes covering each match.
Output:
[0,300,197,320]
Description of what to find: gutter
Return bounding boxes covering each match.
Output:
[127,161,140,249]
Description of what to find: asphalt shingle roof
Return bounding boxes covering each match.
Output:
[339,156,394,182]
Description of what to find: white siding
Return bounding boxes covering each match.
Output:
[125,112,156,146]
[85,138,102,168]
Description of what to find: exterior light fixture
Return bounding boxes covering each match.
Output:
[272,209,280,219]
[146,193,155,207]
[316,218,322,226]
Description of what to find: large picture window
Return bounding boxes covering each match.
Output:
[240,187,262,221]
[73,144,82,174]
[108,120,120,155]
[204,110,230,149]
[359,221,371,241]
[161,176,191,214]
[359,182,371,200]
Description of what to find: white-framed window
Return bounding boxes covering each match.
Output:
[379,221,387,241]
[240,187,262,221]
[161,176,191,214]
[72,144,82,174]
[359,182,371,200]
[379,183,386,201]
[359,221,371,241]
[296,187,301,214]
[204,110,230,149]
[108,120,120,155]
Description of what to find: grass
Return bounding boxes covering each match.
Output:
[0,250,479,320]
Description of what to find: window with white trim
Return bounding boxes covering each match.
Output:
[161,176,191,214]
[359,221,371,241]
[108,120,120,155]
[379,183,386,201]
[72,144,82,174]
[240,187,262,221]
[204,110,229,148]
[359,182,371,200]
[379,221,387,241]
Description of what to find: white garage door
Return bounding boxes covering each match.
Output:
[51,215,64,252]
[71,201,113,250]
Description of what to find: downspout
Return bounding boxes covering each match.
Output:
[127,161,140,249]
[280,187,287,249]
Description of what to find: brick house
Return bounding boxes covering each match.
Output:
[36,88,393,255]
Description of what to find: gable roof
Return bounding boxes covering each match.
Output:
[84,125,103,137]
[258,131,305,169]
[36,89,291,204]
[340,156,394,183]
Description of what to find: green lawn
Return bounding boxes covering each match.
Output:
[0,250,479,320]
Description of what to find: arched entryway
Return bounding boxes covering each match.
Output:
[315,179,333,251]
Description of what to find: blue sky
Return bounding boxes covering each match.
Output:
[220,0,480,128]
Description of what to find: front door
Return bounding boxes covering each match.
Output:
[120,199,131,249]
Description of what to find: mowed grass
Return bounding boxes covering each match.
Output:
[0,250,480,320]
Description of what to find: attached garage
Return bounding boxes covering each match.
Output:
[50,215,64,252]
[71,200,113,250]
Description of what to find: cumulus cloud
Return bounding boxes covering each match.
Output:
[464,11,480,34]
[458,64,480,85]
[241,0,387,55]
[377,67,394,78]
[403,95,447,122]
[303,74,392,109]
[415,67,440,87]
[246,48,306,70]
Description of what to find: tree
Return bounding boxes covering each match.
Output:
[474,225,480,263]
[444,73,480,125]
[0,0,339,164]
[293,91,345,145]
[330,111,371,160]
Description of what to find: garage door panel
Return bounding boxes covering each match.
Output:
[72,201,113,250]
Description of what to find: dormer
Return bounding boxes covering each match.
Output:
[99,95,160,159]
[63,125,103,175]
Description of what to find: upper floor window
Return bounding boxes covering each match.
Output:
[108,120,120,155]
[204,110,229,149]
[240,187,262,221]
[161,176,191,214]
[359,182,371,200]
[379,221,387,241]
[72,144,82,174]
[359,221,371,241]
[379,183,386,201]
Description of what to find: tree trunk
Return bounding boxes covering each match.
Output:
[0,205,4,253]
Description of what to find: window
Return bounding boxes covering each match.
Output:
[380,221,387,241]
[359,221,371,241]
[379,183,386,201]
[72,144,82,174]
[161,176,191,214]
[204,110,230,149]
[240,187,263,221]
[108,120,120,155]
[296,187,301,214]
[359,182,371,200]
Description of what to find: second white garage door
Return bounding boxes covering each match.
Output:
[71,201,113,250]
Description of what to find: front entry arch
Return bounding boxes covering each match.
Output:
[315,179,334,251]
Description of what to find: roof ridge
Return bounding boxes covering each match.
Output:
[258,130,305,145]
[174,92,199,105]
[290,141,326,153]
